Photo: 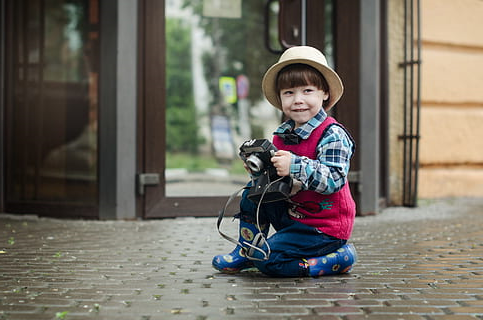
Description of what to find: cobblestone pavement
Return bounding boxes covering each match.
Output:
[1,198,483,320]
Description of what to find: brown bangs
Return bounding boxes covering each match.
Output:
[276,63,329,93]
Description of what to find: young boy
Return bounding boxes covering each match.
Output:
[212,46,357,277]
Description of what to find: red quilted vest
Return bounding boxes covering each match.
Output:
[273,116,356,240]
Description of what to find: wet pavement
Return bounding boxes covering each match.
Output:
[1,197,483,320]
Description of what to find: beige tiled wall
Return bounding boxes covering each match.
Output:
[418,0,483,198]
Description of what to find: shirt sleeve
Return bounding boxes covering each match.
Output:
[289,124,354,195]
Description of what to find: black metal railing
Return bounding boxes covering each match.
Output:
[399,0,422,207]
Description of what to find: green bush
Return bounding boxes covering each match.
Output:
[166,18,201,154]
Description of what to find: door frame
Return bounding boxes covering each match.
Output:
[137,0,228,218]
[137,0,387,218]
[0,0,6,213]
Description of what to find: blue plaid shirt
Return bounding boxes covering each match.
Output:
[273,109,355,195]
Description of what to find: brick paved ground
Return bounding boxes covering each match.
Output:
[1,197,483,320]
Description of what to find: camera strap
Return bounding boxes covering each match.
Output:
[216,185,271,262]
[216,186,249,249]
[216,176,289,262]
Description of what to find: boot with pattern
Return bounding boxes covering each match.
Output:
[212,219,269,274]
[307,243,357,277]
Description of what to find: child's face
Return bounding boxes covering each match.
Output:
[279,84,329,128]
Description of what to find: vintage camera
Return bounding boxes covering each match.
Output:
[239,139,292,203]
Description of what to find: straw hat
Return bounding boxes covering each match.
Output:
[262,46,344,110]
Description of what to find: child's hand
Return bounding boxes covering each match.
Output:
[271,150,292,176]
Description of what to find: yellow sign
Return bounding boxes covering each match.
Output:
[219,77,237,105]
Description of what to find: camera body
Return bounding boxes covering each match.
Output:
[239,139,292,203]
[239,139,277,173]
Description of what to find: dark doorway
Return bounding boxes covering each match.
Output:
[3,0,100,218]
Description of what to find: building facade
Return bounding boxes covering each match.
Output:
[2,0,476,220]
[418,0,483,198]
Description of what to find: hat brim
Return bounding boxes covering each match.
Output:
[262,58,344,111]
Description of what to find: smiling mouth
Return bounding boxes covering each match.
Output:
[293,109,308,112]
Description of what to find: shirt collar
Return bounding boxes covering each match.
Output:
[274,108,327,140]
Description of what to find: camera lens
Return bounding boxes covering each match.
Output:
[246,155,264,173]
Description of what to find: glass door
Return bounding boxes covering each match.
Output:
[4,0,99,217]
[141,0,336,217]
[164,0,283,198]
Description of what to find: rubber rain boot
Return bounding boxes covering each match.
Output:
[212,220,268,274]
[307,243,357,277]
